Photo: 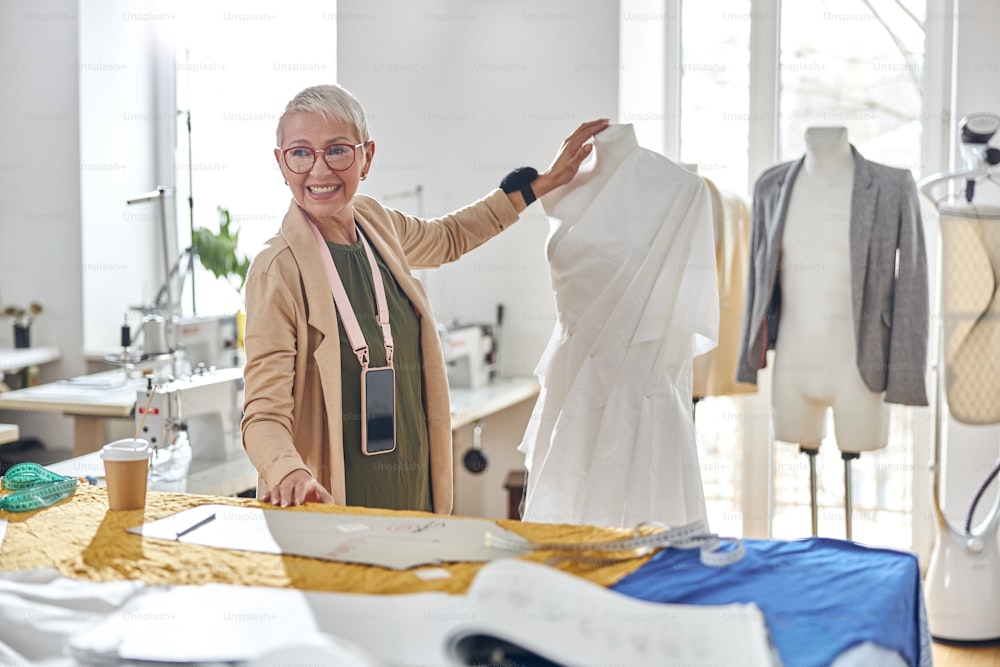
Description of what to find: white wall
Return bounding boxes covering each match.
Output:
[336,0,620,376]
[0,0,82,450]
[79,0,174,354]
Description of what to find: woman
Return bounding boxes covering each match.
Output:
[242,83,607,511]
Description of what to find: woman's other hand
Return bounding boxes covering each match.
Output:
[533,118,610,198]
[260,469,335,507]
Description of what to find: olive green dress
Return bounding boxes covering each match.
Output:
[327,234,433,512]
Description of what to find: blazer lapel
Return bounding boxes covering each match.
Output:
[277,200,346,470]
[767,159,802,280]
[771,160,801,243]
[849,148,877,334]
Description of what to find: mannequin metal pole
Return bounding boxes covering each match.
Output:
[800,445,819,536]
[842,451,860,541]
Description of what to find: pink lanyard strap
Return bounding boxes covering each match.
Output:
[307,219,394,369]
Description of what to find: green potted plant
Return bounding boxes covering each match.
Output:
[191,206,251,358]
[192,206,251,296]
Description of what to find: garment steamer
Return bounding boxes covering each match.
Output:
[921,112,1000,641]
[925,431,1000,640]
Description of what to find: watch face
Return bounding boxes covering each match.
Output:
[501,167,539,193]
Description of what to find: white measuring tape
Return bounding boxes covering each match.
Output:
[486,519,745,568]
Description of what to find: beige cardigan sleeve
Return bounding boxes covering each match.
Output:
[241,250,314,491]
[358,189,521,269]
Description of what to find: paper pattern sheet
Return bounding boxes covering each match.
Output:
[127,504,530,569]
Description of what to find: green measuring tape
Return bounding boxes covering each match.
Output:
[0,462,78,513]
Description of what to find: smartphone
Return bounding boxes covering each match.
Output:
[361,366,396,455]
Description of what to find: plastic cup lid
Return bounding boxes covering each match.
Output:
[100,438,151,462]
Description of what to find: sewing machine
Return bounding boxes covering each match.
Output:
[106,313,238,387]
[135,366,244,466]
[441,324,495,390]
[175,314,238,370]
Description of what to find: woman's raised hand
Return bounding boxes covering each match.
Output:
[533,118,610,197]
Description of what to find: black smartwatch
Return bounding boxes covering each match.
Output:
[500,167,539,206]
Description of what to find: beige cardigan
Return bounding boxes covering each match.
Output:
[241,190,520,513]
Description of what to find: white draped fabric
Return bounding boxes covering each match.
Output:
[518,124,719,528]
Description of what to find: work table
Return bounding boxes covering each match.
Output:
[0,424,19,446]
[0,346,61,374]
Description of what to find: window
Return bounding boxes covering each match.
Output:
[772,0,926,544]
[779,0,925,168]
[679,0,752,195]
[677,0,928,546]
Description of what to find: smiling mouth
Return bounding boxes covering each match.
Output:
[308,184,341,195]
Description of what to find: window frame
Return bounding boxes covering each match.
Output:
[666,0,946,554]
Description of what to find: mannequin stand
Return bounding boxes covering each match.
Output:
[797,446,861,539]
[799,446,820,536]
[841,451,860,540]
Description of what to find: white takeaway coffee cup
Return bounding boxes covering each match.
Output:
[100,438,152,511]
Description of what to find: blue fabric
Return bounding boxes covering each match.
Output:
[611,538,921,667]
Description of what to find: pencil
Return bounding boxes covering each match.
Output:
[175,512,216,540]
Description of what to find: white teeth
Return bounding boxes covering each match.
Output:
[309,185,340,194]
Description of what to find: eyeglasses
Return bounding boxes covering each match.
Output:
[280,142,366,174]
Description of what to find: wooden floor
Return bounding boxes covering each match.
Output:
[932,641,1000,666]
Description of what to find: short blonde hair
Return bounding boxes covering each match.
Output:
[276,84,371,145]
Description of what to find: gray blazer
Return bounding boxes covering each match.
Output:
[736,147,929,406]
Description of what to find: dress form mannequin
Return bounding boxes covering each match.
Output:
[519,124,716,528]
[773,126,891,538]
